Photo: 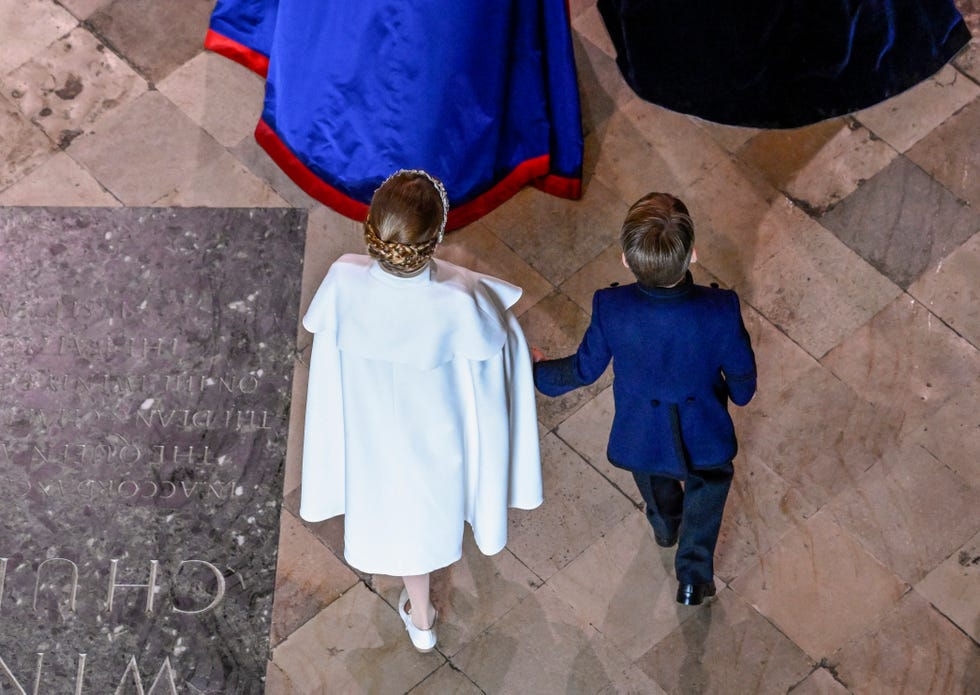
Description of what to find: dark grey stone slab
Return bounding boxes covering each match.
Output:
[0,207,305,693]
[819,156,980,289]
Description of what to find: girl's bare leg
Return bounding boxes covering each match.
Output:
[401,573,436,629]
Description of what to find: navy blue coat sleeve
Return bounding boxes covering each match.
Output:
[721,293,757,406]
[533,291,612,397]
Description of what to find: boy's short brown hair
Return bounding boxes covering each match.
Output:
[620,193,694,287]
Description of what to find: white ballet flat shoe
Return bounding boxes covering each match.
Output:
[398,588,437,653]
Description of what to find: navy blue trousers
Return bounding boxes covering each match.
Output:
[632,463,733,584]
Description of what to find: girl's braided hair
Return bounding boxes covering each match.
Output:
[364,170,449,276]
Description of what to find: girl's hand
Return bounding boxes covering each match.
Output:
[531,346,546,363]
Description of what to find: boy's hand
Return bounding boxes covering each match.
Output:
[531,346,546,363]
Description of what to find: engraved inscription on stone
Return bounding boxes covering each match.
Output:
[0,208,305,694]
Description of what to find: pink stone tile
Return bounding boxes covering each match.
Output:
[788,668,850,695]
[452,584,666,694]
[0,151,117,205]
[908,231,980,350]
[409,663,483,694]
[909,387,980,489]
[736,364,902,509]
[688,115,760,154]
[57,0,114,20]
[88,0,214,83]
[0,0,78,76]
[828,442,979,584]
[821,295,980,438]
[67,91,226,204]
[282,359,307,499]
[635,588,814,695]
[5,27,147,148]
[916,530,980,643]
[506,433,634,580]
[571,22,636,136]
[829,592,980,695]
[731,511,908,660]
[955,40,980,81]
[0,92,57,191]
[272,583,444,692]
[270,510,358,645]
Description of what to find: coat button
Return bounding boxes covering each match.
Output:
[650,399,660,407]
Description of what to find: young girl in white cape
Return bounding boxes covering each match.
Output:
[299,170,543,652]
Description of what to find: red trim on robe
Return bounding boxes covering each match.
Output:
[254,120,582,231]
[204,29,270,78]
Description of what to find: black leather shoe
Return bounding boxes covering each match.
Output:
[676,581,716,605]
[654,531,678,548]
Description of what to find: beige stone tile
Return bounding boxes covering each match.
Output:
[715,454,817,583]
[591,97,729,207]
[232,135,322,209]
[909,388,980,489]
[829,591,980,695]
[906,97,980,209]
[689,115,760,154]
[264,661,293,694]
[788,667,850,695]
[408,663,483,694]
[855,65,980,153]
[821,295,980,438]
[299,204,364,332]
[559,242,634,313]
[916,530,980,643]
[572,3,615,58]
[829,442,979,584]
[272,583,444,693]
[434,221,554,317]
[635,588,814,695]
[67,90,226,204]
[908,231,980,349]
[452,584,666,694]
[736,364,901,509]
[57,0,113,20]
[519,291,613,430]
[731,511,908,660]
[0,0,78,76]
[0,151,117,205]
[554,386,642,506]
[548,512,696,660]
[506,433,634,580]
[270,510,359,646]
[739,118,898,214]
[571,25,636,137]
[481,177,625,286]
[370,533,541,658]
[739,303,821,404]
[157,50,265,148]
[282,358,308,499]
[0,92,57,191]
[700,195,901,359]
[4,27,147,148]
[152,150,289,207]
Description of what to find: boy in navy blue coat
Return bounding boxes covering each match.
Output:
[533,193,756,605]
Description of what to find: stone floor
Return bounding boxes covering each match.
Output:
[2,1,979,693]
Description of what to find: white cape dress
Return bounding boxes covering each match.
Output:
[299,254,543,575]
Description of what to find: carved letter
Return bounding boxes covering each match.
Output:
[74,654,87,695]
[0,557,5,611]
[172,560,226,615]
[0,652,43,695]
[34,557,79,613]
[107,559,159,614]
[113,655,179,695]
